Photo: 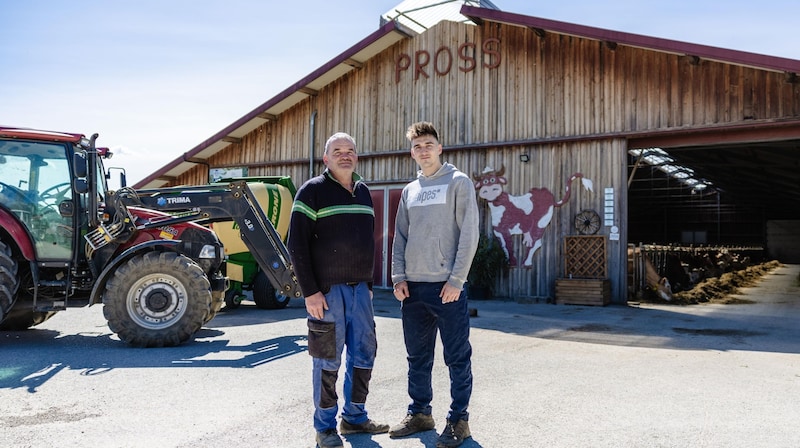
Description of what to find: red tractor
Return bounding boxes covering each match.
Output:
[0,126,300,347]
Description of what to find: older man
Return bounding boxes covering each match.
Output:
[287,132,388,448]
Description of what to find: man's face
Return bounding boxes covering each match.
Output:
[323,138,357,177]
[410,134,442,170]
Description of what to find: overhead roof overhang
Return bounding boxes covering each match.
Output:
[135,20,415,189]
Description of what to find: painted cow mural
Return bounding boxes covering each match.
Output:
[473,166,594,267]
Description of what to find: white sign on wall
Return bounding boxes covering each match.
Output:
[209,167,248,183]
[604,187,615,227]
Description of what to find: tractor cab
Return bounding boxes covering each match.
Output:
[0,133,79,260]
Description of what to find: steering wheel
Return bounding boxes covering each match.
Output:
[38,182,72,208]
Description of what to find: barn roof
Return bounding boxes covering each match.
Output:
[135,4,800,190]
[460,6,800,74]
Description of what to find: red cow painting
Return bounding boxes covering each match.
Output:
[473,166,594,267]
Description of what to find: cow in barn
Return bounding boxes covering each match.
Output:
[628,247,673,301]
[645,257,673,301]
[662,252,691,292]
[473,166,593,267]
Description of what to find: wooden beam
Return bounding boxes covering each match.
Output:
[257,112,278,121]
[299,87,318,96]
[531,27,545,38]
[629,122,800,148]
[685,54,701,66]
[344,58,363,69]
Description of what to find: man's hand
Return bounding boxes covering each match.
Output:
[440,283,462,303]
[393,281,409,302]
[305,291,328,320]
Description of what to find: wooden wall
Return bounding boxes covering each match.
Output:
[169,19,800,302]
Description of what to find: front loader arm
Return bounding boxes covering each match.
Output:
[130,181,302,299]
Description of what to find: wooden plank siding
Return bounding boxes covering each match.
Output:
[165,20,800,302]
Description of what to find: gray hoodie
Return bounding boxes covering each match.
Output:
[391,162,480,289]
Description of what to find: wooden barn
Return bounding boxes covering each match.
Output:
[135,2,800,304]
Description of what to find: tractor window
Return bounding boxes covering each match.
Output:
[0,141,74,260]
[95,156,108,203]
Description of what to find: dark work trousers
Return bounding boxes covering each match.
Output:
[402,281,472,422]
[311,282,377,432]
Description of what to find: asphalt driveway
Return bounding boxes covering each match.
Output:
[2,264,798,448]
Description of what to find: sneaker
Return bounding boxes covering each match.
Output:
[388,413,436,438]
[339,419,390,435]
[315,428,343,448]
[436,419,471,447]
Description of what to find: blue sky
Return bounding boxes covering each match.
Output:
[1,0,797,186]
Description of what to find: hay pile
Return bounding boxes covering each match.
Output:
[650,260,782,305]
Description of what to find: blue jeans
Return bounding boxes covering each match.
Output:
[310,282,377,432]
[401,281,472,422]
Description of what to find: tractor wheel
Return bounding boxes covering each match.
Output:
[252,270,290,310]
[0,240,19,324]
[102,251,211,347]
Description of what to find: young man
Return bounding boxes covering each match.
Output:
[390,122,480,448]
[287,132,388,448]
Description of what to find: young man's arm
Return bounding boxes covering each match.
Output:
[445,175,480,293]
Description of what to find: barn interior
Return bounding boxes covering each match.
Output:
[626,137,800,262]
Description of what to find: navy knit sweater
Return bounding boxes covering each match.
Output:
[287,169,375,297]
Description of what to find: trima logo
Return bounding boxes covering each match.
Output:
[166,197,191,204]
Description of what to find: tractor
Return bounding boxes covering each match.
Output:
[0,126,300,347]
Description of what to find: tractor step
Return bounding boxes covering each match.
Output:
[34,279,70,311]
[38,279,68,288]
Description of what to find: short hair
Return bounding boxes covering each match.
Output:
[405,121,439,142]
[324,132,357,154]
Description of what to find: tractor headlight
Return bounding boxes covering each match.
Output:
[198,244,218,259]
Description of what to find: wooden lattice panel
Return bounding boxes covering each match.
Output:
[564,236,607,279]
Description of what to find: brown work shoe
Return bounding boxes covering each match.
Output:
[339,418,390,435]
[315,428,343,448]
[436,419,471,447]
[388,413,436,438]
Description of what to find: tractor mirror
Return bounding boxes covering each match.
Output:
[73,153,87,178]
[74,178,88,194]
